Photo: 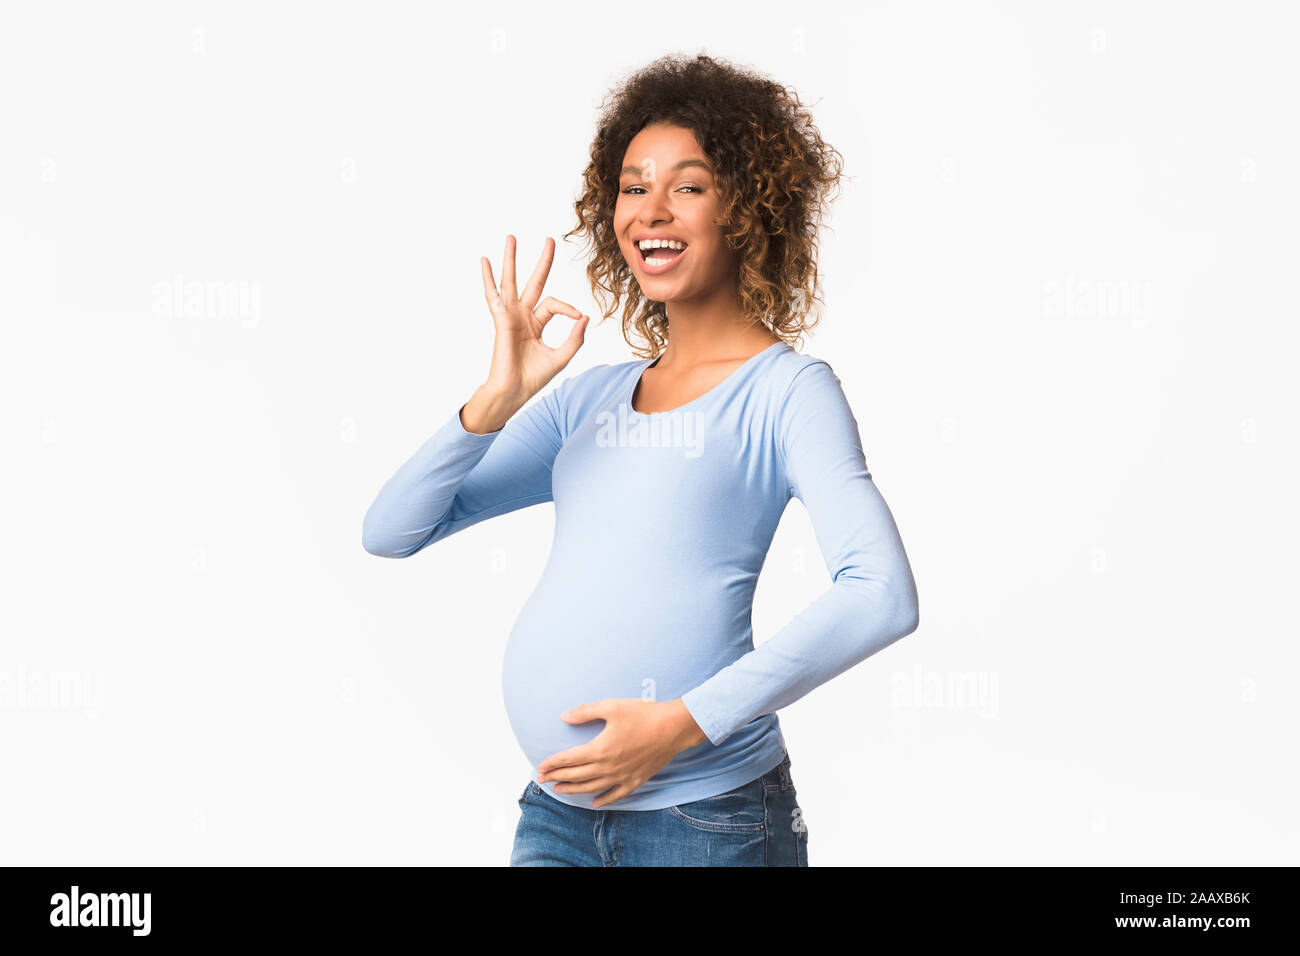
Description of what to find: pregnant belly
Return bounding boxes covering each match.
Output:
[500,580,746,769]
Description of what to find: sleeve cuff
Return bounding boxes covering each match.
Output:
[680,687,732,747]
[449,402,504,441]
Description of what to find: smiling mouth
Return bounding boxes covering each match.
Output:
[638,244,686,266]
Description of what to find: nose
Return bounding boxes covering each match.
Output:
[637,186,673,226]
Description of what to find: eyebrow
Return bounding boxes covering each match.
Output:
[619,158,713,177]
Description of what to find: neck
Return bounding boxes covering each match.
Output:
[657,281,778,368]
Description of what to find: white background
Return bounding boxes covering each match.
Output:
[2,0,1295,865]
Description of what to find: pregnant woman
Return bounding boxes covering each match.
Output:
[362,53,919,866]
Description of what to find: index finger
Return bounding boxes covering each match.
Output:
[537,739,602,774]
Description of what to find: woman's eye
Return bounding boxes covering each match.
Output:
[620,185,702,195]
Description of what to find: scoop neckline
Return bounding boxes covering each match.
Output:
[625,341,789,417]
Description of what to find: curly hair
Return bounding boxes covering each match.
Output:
[563,52,846,359]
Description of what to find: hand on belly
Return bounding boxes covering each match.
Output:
[535,697,710,809]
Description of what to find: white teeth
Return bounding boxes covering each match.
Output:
[637,239,686,251]
[645,256,678,266]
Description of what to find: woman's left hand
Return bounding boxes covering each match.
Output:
[537,698,708,809]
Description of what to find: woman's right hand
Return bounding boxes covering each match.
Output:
[462,235,591,433]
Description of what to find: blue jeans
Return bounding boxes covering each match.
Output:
[510,753,809,866]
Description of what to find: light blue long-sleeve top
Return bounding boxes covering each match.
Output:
[362,341,919,810]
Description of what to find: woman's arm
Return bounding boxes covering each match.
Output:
[361,376,574,559]
[363,234,591,559]
[680,360,920,745]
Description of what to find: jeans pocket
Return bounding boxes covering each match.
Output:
[668,780,766,833]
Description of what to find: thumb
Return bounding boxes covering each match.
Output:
[560,699,604,723]
[555,314,589,364]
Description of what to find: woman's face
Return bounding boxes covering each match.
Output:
[614,123,737,303]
